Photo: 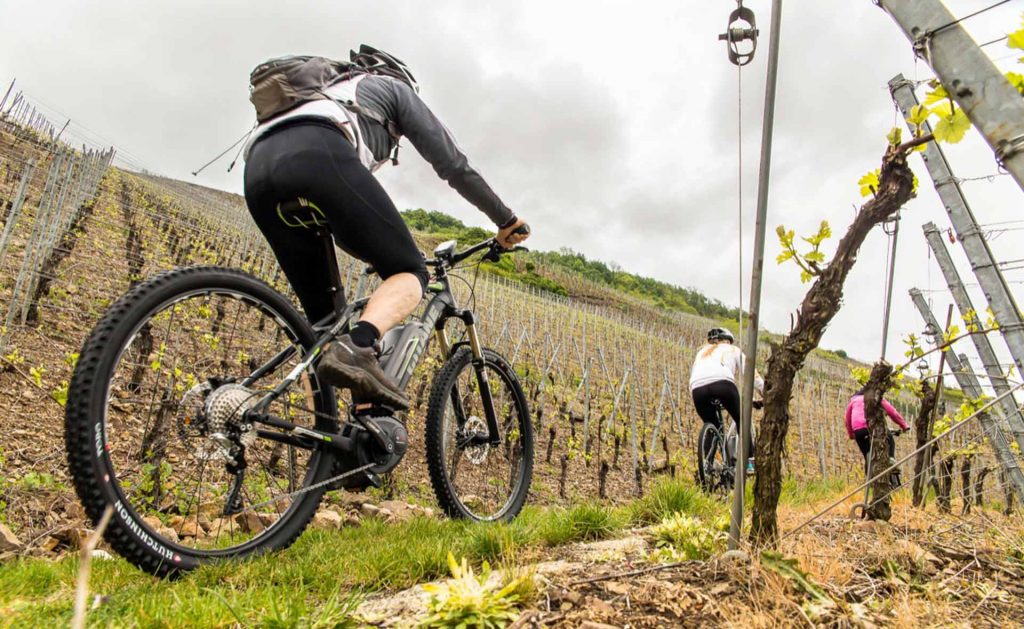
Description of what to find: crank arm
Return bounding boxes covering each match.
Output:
[456,432,490,450]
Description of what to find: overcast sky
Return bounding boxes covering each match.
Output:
[2,0,1023,378]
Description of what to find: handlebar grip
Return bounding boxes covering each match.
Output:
[512,223,531,236]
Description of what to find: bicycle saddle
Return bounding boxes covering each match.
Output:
[276,197,329,229]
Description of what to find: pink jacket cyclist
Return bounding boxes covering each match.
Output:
[845,394,909,439]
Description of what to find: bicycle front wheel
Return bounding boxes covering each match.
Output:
[425,346,533,521]
[65,266,337,576]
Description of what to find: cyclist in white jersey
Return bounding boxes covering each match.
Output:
[689,327,763,472]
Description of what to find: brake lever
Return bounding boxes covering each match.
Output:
[481,243,503,263]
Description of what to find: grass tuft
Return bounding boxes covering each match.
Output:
[540,503,621,546]
[779,476,850,506]
[420,553,526,628]
[628,478,726,525]
[649,512,727,561]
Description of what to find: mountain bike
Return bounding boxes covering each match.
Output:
[696,399,760,495]
[866,428,904,491]
[850,428,904,519]
[65,204,534,576]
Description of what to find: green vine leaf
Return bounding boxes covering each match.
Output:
[858,170,880,198]
[1008,24,1024,51]
[933,107,970,144]
[906,105,930,127]
[922,82,949,106]
[1007,71,1024,95]
[803,221,832,247]
[887,127,902,148]
[804,250,825,264]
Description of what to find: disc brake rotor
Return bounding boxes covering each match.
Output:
[462,416,489,464]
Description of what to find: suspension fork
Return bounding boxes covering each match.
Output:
[436,327,468,427]
[462,311,501,445]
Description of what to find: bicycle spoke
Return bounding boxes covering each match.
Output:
[99,288,328,553]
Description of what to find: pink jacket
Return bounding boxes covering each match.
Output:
[845,395,909,438]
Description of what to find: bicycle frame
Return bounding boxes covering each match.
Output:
[238,228,502,457]
[715,406,729,463]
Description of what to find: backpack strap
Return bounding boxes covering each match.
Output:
[317,88,403,166]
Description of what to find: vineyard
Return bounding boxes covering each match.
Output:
[0,81,1023,627]
[0,98,950,550]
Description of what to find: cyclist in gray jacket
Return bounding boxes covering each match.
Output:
[243,48,530,409]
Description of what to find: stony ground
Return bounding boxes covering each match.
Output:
[354,499,1024,627]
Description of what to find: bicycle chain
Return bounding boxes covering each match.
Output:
[237,461,377,516]
[212,380,388,517]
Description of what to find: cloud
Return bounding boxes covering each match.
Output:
[1,0,1019,369]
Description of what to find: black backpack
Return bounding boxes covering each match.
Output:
[248,55,357,123]
[248,53,410,164]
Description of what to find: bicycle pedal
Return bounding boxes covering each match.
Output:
[365,471,383,488]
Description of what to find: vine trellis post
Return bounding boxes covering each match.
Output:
[909,288,1024,502]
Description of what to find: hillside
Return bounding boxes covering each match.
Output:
[1,101,1021,628]
[401,209,743,322]
[0,115,913,547]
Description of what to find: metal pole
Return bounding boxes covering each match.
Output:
[730,0,782,550]
[880,1,1024,193]
[922,222,1024,452]
[920,305,953,508]
[909,288,1024,501]
[879,214,900,358]
[0,78,14,116]
[891,76,1024,403]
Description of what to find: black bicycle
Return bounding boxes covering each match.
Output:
[870,428,904,491]
[65,203,534,576]
[850,428,904,519]
[696,399,759,495]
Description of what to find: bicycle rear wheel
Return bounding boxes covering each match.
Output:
[65,266,337,576]
[425,346,533,521]
[697,422,730,495]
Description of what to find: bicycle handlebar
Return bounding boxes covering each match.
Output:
[426,238,528,269]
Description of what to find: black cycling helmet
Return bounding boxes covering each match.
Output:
[349,44,419,93]
[707,327,735,343]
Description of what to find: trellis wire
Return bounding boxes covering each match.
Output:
[782,381,1024,542]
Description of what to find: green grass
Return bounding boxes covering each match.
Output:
[537,503,623,546]
[627,478,727,525]
[778,476,851,506]
[0,479,753,626]
[0,500,626,626]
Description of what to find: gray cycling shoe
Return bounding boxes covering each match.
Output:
[317,335,410,410]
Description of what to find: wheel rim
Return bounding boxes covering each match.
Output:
[700,428,729,496]
[98,288,327,555]
[438,359,527,520]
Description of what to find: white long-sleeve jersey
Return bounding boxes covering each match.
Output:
[688,342,764,393]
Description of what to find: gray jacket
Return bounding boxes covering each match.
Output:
[246,74,514,227]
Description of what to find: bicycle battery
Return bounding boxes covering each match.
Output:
[379,321,430,389]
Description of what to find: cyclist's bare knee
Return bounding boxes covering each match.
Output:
[361,272,423,334]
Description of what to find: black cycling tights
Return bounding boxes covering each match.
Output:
[853,428,895,474]
[692,380,753,458]
[244,120,428,323]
